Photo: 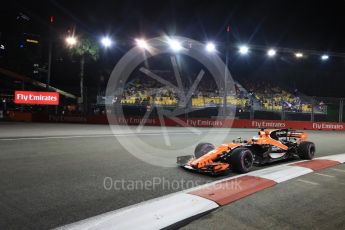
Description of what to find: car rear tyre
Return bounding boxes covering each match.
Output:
[298,141,315,160]
[194,142,215,158]
[230,147,254,173]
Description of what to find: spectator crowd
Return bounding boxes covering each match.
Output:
[117,72,326,114]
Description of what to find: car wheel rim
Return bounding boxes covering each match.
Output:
[243,153,253,168]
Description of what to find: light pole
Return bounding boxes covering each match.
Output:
[46,16,58,92]
[47,26,52,90]
[65,35,81,110]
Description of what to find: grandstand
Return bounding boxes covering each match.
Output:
[241,80,321,114]
[114,71,325,115]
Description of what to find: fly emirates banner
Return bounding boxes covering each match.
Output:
[14,91,59,105]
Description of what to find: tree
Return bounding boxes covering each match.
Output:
[68,37,99,113]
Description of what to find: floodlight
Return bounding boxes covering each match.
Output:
[239,45,249,54]
[205,42,216,52]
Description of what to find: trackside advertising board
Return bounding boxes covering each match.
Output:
[30,114,345,131]
[14,91,59,105]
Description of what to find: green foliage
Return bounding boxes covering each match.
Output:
[69,37,99,61]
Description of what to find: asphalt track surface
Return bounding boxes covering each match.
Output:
[0,122,345,229]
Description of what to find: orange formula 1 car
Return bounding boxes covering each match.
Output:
[177,129,315,175]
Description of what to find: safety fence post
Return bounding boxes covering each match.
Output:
[339,98,344,123]
[311,97,315,122]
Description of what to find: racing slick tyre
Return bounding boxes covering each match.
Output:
[229,148,254,173]
[298,141,315,160]
[194,142,215,158]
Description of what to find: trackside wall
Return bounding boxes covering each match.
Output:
[7,113,342,131]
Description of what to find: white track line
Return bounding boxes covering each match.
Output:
[297,179,319,186]
[0,132,211,141]
[0,130,251,141]
[330,168,345,173]
[314,173,335,178]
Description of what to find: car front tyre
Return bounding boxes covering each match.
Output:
[230,147,254,173]
[194,142,215,158]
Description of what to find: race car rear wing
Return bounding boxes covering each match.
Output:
[269,129,308,141]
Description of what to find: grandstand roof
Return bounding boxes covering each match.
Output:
[0,68,77,99]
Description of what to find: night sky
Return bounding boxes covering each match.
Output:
[1,0,345,97]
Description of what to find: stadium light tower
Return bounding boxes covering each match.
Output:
[205,42,216,52]
[321,54,329,61]
[135,38,149,49]
[239,45,249,55]
[169,39,182,52]
[267,49,276,57]
[101,36,113,48]
[65,36,77,46]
